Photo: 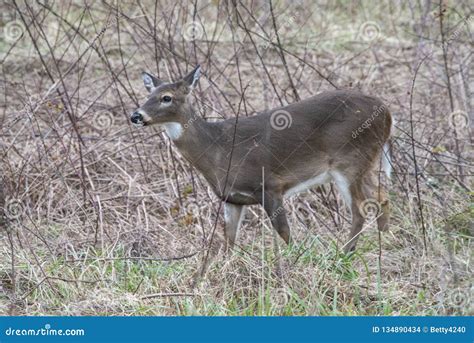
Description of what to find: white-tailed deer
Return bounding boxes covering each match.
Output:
[131,65,392,253]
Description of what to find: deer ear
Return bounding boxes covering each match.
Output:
[142,72,163,93]
[182,65,201,91]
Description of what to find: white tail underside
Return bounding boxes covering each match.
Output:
[381,116,395,179]
[382,142,392,179]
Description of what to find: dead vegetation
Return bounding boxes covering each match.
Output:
[0,0,472,315]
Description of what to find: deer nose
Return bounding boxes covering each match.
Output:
[130,111,143,124]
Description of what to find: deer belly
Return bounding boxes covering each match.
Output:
[284,171,331,197]
[224,191,258,205]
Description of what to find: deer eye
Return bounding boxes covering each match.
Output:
[161,95,172,103]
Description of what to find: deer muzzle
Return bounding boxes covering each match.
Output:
[130,110,145,126]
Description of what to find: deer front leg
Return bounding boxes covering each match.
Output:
[223,202,246,249]
[263,194,291,244]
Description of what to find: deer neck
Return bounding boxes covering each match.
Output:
[167,105,220,169]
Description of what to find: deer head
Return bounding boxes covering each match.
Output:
[130,65,201,127]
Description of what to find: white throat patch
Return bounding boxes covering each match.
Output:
[162,122,183,140]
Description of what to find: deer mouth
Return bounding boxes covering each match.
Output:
[132,120,146,127]
[130,110,147,127]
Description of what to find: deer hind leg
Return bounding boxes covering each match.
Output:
[332,171,362,253]
[224,202,246,249]
[362,171,390,232]
[263,194,291,244]
[344,180,367,254]
[344,171,390,253]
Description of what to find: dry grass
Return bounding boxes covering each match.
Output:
[0,0,472,316]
